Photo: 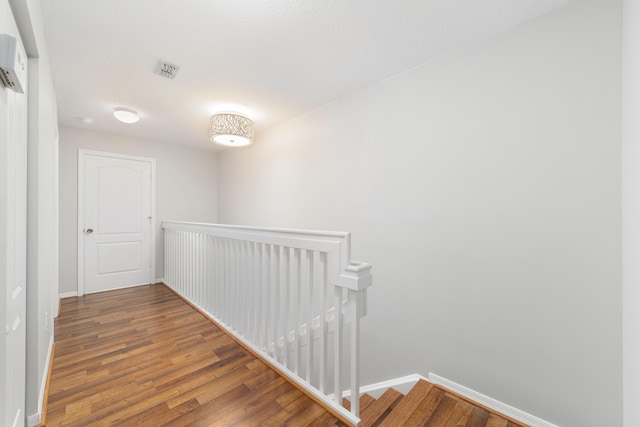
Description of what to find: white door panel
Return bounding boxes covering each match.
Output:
[0,18,27,427]
[80,152,154,294]
[96,241,142,274]
[96,166,143,233]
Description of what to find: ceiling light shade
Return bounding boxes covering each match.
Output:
[209,113,254,147]
[113,108,139,123]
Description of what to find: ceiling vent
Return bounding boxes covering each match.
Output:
[154,60,180,80]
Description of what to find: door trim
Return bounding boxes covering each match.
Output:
[77,149,156,296]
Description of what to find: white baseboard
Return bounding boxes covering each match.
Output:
[26,335,54,427]
[428,373,559,427]
[63,282,163,300]
[59,291,77,299]
[337,372,558,427]
[339,374,427,399]
[26,413,38,427]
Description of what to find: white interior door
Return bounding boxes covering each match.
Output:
[79,151,155,294]
[0,22,28,427]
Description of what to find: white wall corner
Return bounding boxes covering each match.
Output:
[154,278,165,284]
[26,335,54,427]
[428,373,559,427]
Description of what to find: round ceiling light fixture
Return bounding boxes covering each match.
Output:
[113,108,140,124]
[209,113,254,147]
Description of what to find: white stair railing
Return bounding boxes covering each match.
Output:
[162,221,372,425]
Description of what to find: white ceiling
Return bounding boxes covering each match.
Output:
[39,0,571,151]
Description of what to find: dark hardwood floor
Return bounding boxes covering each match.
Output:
[44,284,527,426]
[44,284,346,426]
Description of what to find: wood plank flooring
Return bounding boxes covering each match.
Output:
[350,380,527,427]
[45,284,346,426]
[45,284,528,426]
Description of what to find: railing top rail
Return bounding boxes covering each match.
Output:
[163,221,372,292]
[162,220,350,239]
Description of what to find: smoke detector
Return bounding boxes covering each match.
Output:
[0,34,26,93]
[154,60,180,80]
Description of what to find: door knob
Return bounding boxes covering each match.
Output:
[84,228,94,234]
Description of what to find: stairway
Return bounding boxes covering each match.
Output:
[343,379,528,427]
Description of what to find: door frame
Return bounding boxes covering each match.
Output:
[77,149,156,296]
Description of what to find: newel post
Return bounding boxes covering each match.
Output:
[338,261,372,420]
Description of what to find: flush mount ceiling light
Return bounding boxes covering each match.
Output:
[113,108,139,124]
[209,113,254,147]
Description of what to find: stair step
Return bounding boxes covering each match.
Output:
[378,379,434,427]
[342,393,376,412]
[344,380,528,427]
[360,388,404,427]
[404,385,446,425]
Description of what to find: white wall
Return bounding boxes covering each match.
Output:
[0,4,12,423]
[217,0,622,425]
[622,1,640,426]
[6,0,59,424]
[58,127,218,294]
[24,54,58,422]
[0,2,28,424]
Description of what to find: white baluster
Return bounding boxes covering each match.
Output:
[245,240,251,339]
[185,232,189,297]
[198,232,203,305]
[222,237,229,324]
[350,289,360,418]
[334,285,343,406]
[196,233,201,305]
[165,229,170,286]
[178,230,182,292]
[187,232,193,299]
[246,241,253,341]
[210,234,214,314]
[169,229,174,286]
[305,249,314,384]
[211,236,216,315]
[238,240,243,336]
[211,236,220,317]
[178,231,183,293]
[200,232,205,308]
[252,241,258,343]
[229,237,235,328]
[273,245,280,359]
[204,234,209,312]
[202,234,207,311]
[174,230,178,291]
[192,233,197,303]
[238,240,243,335]
[266,244,273,355]
[257,243,265,351]
[191,232,196,300]
[216,237,222,320]
[231,238,237,330]
[319,251,327,394]
[283,247,291,368]
[294,248,302,376]
[185,231,189,295]
[240,239,247,337]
